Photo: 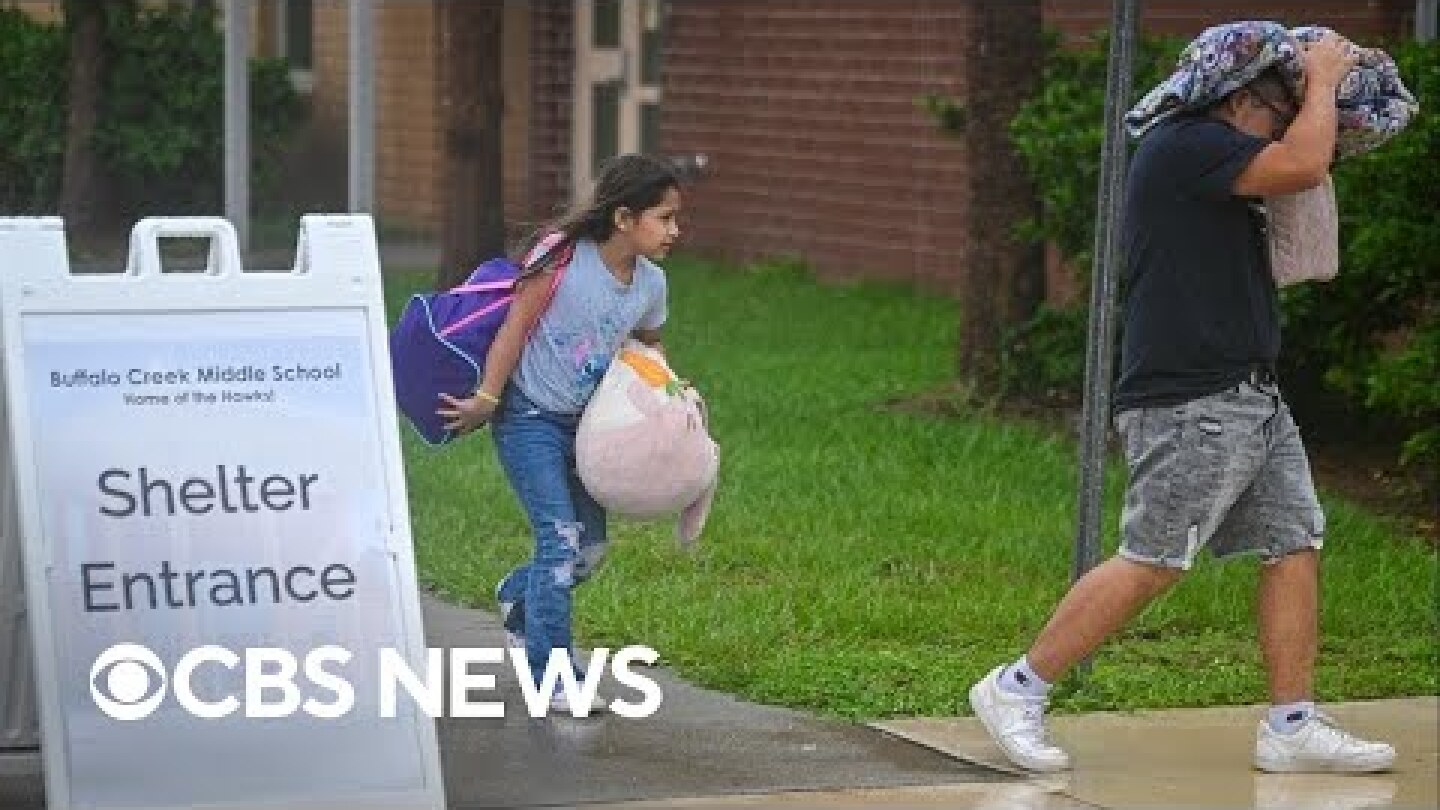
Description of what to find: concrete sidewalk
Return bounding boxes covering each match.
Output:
[422,596,999,808]
[876,696,1437,810]
[580,697,1437,809]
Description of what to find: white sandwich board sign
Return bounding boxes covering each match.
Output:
[0,216,445,810]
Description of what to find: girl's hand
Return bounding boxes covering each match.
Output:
[436,391,498,435]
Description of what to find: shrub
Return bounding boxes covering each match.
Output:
[997,304,1091,403]
[0,4,300,219]
[98,5,301,215]
[997,31,1181,396]
[1285,40,1439,479]
[0,9,66,212]
[1007,31,1182,269]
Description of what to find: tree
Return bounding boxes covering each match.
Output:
[59,0,127,235]
[436,0,506,289]
[956,0,1045,388]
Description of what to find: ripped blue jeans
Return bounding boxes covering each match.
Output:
[491,385,608,686]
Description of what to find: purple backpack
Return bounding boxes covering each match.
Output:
[390,234,573,445]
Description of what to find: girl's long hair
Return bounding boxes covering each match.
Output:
[516,154,680,279]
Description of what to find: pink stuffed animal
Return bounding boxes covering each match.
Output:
[576,342,719,546]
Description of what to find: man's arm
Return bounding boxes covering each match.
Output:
[1233,34,1356,197]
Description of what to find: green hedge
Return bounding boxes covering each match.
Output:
[997,32,1181,404]
[1008,31,1183,268]
[999,32,1438,483]
[1287,39,1440,472]
[0,5,299,217]
[0,9,67,211]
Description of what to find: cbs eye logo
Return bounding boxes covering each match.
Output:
[89,643,168,721]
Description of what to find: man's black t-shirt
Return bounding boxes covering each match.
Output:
[1114,116,1281,412]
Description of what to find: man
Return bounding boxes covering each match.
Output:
[968,33,1396,774]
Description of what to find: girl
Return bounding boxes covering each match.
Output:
[436,154,682,714]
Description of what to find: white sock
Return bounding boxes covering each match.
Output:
[999,655,1052,699]
[1267,700,1315,734]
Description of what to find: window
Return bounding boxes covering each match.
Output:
[640,0,663,85]
[592,82,621,173]
[640,103,660,155]
[593,0,620,49]
[276,0,313,92]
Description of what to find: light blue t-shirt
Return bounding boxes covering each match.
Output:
[513,239,667,414]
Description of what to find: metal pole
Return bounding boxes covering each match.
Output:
[1419,0,1437,41]
[1072,0,1141,605]
[349,0,376,213]
[224,0,251,252]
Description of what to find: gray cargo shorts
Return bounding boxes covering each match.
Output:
[1114,382,1324,570]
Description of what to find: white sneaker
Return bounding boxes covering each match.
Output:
[968,665,1070,772]
[548,689,608,717]
[1255,711,1396,773]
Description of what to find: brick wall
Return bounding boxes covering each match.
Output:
[502,0,532,234]
[660,0,1415,294]
[310,0,350,203]
[660,0,974,291]
[1044,0,1415,44]
[207,0,1416,262]
[525,0,575,234]
[378,3,442,231]
[313,3,436,227]
[5,1,62,23]
[309,0,554,238]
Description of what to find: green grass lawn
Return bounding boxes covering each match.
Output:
[389,256,1438,720]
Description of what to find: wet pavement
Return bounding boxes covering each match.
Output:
[583,782,1093,809]
[422,596,1000,808]
[878,696,1438,810]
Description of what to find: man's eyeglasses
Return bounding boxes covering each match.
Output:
[1251,92,1298,129]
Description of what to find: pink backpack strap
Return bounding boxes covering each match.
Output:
[528,239,575,335]
[437,236,574,340]
[448,279,516,296]
[449,232,568,296]
[523,230,568,268]
[436,293,515,339]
